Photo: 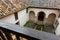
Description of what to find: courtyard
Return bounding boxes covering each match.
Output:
[24,21,55,34]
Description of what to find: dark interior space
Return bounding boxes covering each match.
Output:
[38,12,45,21]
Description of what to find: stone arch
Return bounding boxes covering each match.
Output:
[38,11,45,21]
[29,11,35,21]
[47,13,56,25]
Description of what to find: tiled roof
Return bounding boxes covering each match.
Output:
[28,0,60,8]
[0,0,60,18]
[0,0,28,18]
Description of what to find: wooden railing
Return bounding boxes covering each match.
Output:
[0,22,60,40]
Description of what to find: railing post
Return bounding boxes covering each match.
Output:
[0,30,7,40]
[2,30,13,40]
[16,35,20,40]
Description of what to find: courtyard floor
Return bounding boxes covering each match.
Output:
[24,21,55,34]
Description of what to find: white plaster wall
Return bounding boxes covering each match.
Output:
[55,18,60,36]
[28,8,59,19]
[28,8,60,26]
[18,9,29,26]
[28,8,60,35]
[0,14,16,24]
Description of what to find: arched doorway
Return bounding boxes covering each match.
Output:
[38,11,45,21]
[29,11,35,21]
[47,13,56,25]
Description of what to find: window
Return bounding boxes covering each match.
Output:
[14,12,18,20]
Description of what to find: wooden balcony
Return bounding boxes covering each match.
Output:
[0,22,60,40]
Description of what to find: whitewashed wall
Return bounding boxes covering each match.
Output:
[28,8,59,19]
[28,8,60,35]
[0,14,16,24]
[18,9,29,26]
[55,18,60,36]
[28,8,60,27]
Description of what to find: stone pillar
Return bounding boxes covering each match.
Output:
[34,16,37,22]
[43,14,48,25]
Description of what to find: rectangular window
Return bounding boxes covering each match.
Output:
[14,12,20,25]
[14,12,18,20]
